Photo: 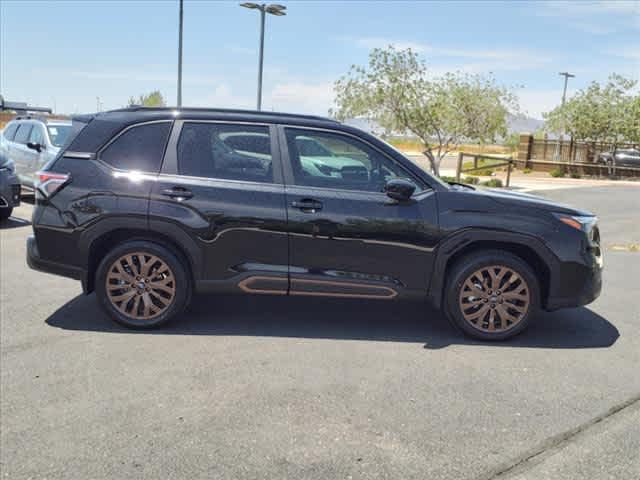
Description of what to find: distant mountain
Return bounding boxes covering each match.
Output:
[506,114,544,135]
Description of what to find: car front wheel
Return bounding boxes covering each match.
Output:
[95,241,190,328]
[445,250,540,341]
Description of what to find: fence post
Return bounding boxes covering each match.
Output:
[506,160,512,188]
[517,133,533,168]
[456,152,463,182]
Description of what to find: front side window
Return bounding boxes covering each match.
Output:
[2,123,18,141]
[177,123,273,183]
[100,122,172,173]
[14,124,33,144]
[29,125,45,145]
[285,128,422,192]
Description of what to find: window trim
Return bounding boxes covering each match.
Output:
[278,124,429,195]
[14,123,34,145]
[96,120,173,174]
[161,119,284,186]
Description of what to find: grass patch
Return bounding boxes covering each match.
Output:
[522,168,532,174]
[549,168,565,178]
[480,178,504,188]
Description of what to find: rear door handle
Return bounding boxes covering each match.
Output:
[291,198,323,212]
[162,187,193,200]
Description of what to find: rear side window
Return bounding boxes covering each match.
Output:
[177,123,273,183]
[100,122,172,173]
[14,124,33,144]
[3,123,18,140]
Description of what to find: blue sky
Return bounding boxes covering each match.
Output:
[1,0,638,119]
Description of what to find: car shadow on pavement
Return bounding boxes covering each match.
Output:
[45,293,619,350]
[0,216,31,230]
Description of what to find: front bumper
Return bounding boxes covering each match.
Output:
[0,169,21,209]
[26,235,85,281]
[546,262,602,310]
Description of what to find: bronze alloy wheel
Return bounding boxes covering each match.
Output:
[458,265,530,333]
[105,252,176,321]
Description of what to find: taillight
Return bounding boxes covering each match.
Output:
[35,171,70,197]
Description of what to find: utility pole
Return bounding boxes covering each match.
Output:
[177,0,184,107]
[559,71,575,106]
[554,72,575,160]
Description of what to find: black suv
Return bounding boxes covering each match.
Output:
[27,107,602,340]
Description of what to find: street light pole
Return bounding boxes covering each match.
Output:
[257,7,266,110]
[177,0,184,107]
[240,3,287,111]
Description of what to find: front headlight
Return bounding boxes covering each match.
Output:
[553,213,597,234]
[554,212,602,267]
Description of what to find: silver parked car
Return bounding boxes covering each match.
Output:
[0,116,73,188]
[598,148,640,168]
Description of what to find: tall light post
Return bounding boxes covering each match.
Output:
[177,0,184,107]
[240,3,286,110]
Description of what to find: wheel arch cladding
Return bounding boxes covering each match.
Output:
[85,228,196,294]
[428,231,554,310]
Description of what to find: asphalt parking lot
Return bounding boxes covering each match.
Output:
[1,186,639,479]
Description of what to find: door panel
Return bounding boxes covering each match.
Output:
[285,185,439,297]
[280,126,440,297]
[150,121,289,293]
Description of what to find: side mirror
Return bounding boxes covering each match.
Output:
[27,142,43,153]
[384,178,416,202]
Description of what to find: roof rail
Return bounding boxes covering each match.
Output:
[104,106,339,123]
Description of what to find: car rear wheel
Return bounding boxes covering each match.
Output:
[95,241,190,328]
[445,250,539,341]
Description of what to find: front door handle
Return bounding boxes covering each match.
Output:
[291,198,323,213]
[162,187,193,200]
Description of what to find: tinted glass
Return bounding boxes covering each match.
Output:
[29,125,45,145]
[177,123,273,183]
[285,128,421,192]
[100,122,171,172]
[47,125,73,147]
[3,123,18,141]
[14,124,33,144]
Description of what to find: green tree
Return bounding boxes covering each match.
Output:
[127,90,166,107]
[544,74,639,144]
[332,46,517,176]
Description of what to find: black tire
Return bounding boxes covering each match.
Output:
[95,240,191,329]
[445,250,540,341]
[0,207,13,221]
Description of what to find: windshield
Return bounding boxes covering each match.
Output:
[377,137,451,189]
[46,124,73,147]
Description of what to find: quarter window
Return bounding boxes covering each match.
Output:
[14,124,33,144]
[100,122,172,173]
[284,128,421,192]
[177,123,273,183]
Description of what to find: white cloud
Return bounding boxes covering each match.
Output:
[267,81,334,115]
[342,36,553,72]
[538,0,640,33]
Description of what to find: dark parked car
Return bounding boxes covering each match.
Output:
[26,107,603,340]
[0,149,21,220]
[598,148,640,168]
